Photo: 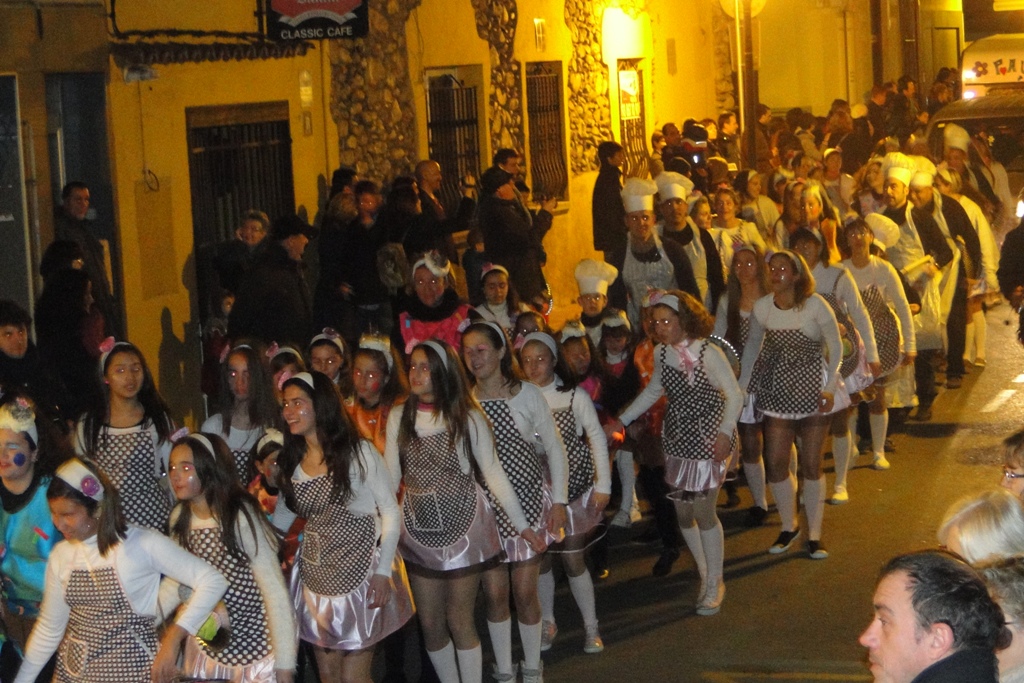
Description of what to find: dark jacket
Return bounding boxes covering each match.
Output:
[718,133,741,168]
[909,647,997,683]
[592,164,626,254]
[661,223,726,314]
[867,100,888,143]
[53,212,120,337]
[910,197,983,282]
[418,190,474,263]
[478,194,552,303]
[998,221,1024,300]
[839,119,873,174]
[0,344,69,423]
[230,241,313,347]
[213,238,262,295]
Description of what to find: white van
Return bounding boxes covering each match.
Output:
[962,33,1024,99]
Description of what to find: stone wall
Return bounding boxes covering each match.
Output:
[471,0,525,154]
[330,0,422,182]
[564,0,614,175]
[711,0,737,113]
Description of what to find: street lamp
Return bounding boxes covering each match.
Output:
[720,0,766,169]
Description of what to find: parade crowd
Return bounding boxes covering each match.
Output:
[5,69,1024,683]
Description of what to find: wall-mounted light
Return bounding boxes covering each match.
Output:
[534,18,546,52]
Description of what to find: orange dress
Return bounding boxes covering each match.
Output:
[345,397,405,455]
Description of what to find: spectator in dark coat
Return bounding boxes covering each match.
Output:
[999,217,1024,308]
[592,140,628,309]
[478,166,553,307]
[212,210,269,296]
[230,214,315,348]
[415,159,475,263]
[0,300,68,423]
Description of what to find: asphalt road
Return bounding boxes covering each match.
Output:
[538,310,1024,683]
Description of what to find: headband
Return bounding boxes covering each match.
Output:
[648,290,681,312]
[768,249,804,276]
[289,372,316,392]
[412,251,451,278]
[523,332,558,359]
[169,427,216,457]
[257,428,285,452]
[479,262,509,282]
[0,396,38,445]
[470,321,507,348]
[98,337,133,371]
[57,458,104,501]
[358,333,394,371]
[219,342,253,364]
[421,340,449,370]
[601,309,631,331]
[266,342,303,363]
[310,328,346,357]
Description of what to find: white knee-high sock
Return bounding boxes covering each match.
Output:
[679,522,708,581]
[518,620,542,671]
[974,309,987,361]
[456,645,482,683]
[789,443,798,478]
[700,520,725,583]
[567,572,598,629]
[743,461,768,509]
[870,411,889,458]
[770,474,798,532]
[538,569,555,622]
[487,619,513,677]
[427,641,460,683]
[964,320,975,361]
[617,451,637,510]
[804,476,826,541]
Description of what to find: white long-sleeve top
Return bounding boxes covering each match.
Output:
[383,408,530,532]
[15,526,228,683]
[476,382,569,505]
[811,263,879,363]
[957,194,1000,293]
[739,293,843,394]
[841,256,917,354]
[533,380,612,495]
[199,414,264,458]
[272,440,401,579]
[711,220,767,273]
[165,506,297,671]
[617,340,743,438]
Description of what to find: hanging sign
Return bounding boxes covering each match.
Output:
[619,70,641,121]
[267,0,369,40]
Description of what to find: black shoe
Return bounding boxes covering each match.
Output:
[719,481,741,509]
[652,548,681,577]
[946,376,962,389]
[857,437,871,454]
[768,528,801,554]
[884,437,895,453]
[913,405,933,422]
[744,506,769,528]
[808,540,829,559]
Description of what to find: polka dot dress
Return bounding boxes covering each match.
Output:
[479,399,544,539]
[401,432,478,549]
[821,288,860,379]
[293,474,376,596]
[661,345,729,462]
[552,390,594,503]
[187,527,271,667]
[56,566,158,682]
[92,430,170,532]
[860,284,902,377]
[749,328,826,417]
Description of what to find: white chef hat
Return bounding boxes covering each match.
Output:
[655,172,694,202]
[910,156,937,189]
[882,152,916,188]
[943,123,971,154]
[863,213,900,251]
[574,259,618,296]
[620,177,659,214]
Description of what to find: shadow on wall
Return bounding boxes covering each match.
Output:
[158,306,204,429]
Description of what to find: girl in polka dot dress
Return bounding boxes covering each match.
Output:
[308,328,353,398]
[201,344,279,482]
[461,321,568,683]
[74,341,174,532]
[167,432,296,683]
[14,457,228,683]
[607,291,743,616]
[384,340,543,683]
[739,251,842,560]
[273,372,413,682]
[519,332,611,655]
[345,334,407,456]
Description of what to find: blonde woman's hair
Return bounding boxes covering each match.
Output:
[938,488,1024,564]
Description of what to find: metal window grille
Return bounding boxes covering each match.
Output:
[186,102,295,318]
[426,77,480,216]
[617,60,649,179]
[525,62,569,200]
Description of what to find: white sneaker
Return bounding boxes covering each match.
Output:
[829,485,849,505]
[610,508,633,528]
[696,579,725,615]
[872,453,891,471]
[519,661,542,683]
[540,620,557,651]
[491,664,516,682]
[583,626,604,653]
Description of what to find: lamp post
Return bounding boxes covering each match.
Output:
[722,0,764,170]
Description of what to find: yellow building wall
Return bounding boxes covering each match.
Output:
[647,0,718,124]
[757,0,876,112]
[106,43,339,424]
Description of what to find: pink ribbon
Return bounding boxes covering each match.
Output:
[672,341,698,380]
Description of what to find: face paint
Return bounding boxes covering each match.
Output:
[13,452,26,467]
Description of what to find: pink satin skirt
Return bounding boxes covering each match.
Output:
[291,548,414,652]
[502,485,563,563]
[665,456,726,501]
[399,484,502,572]
[182,643,279,683]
